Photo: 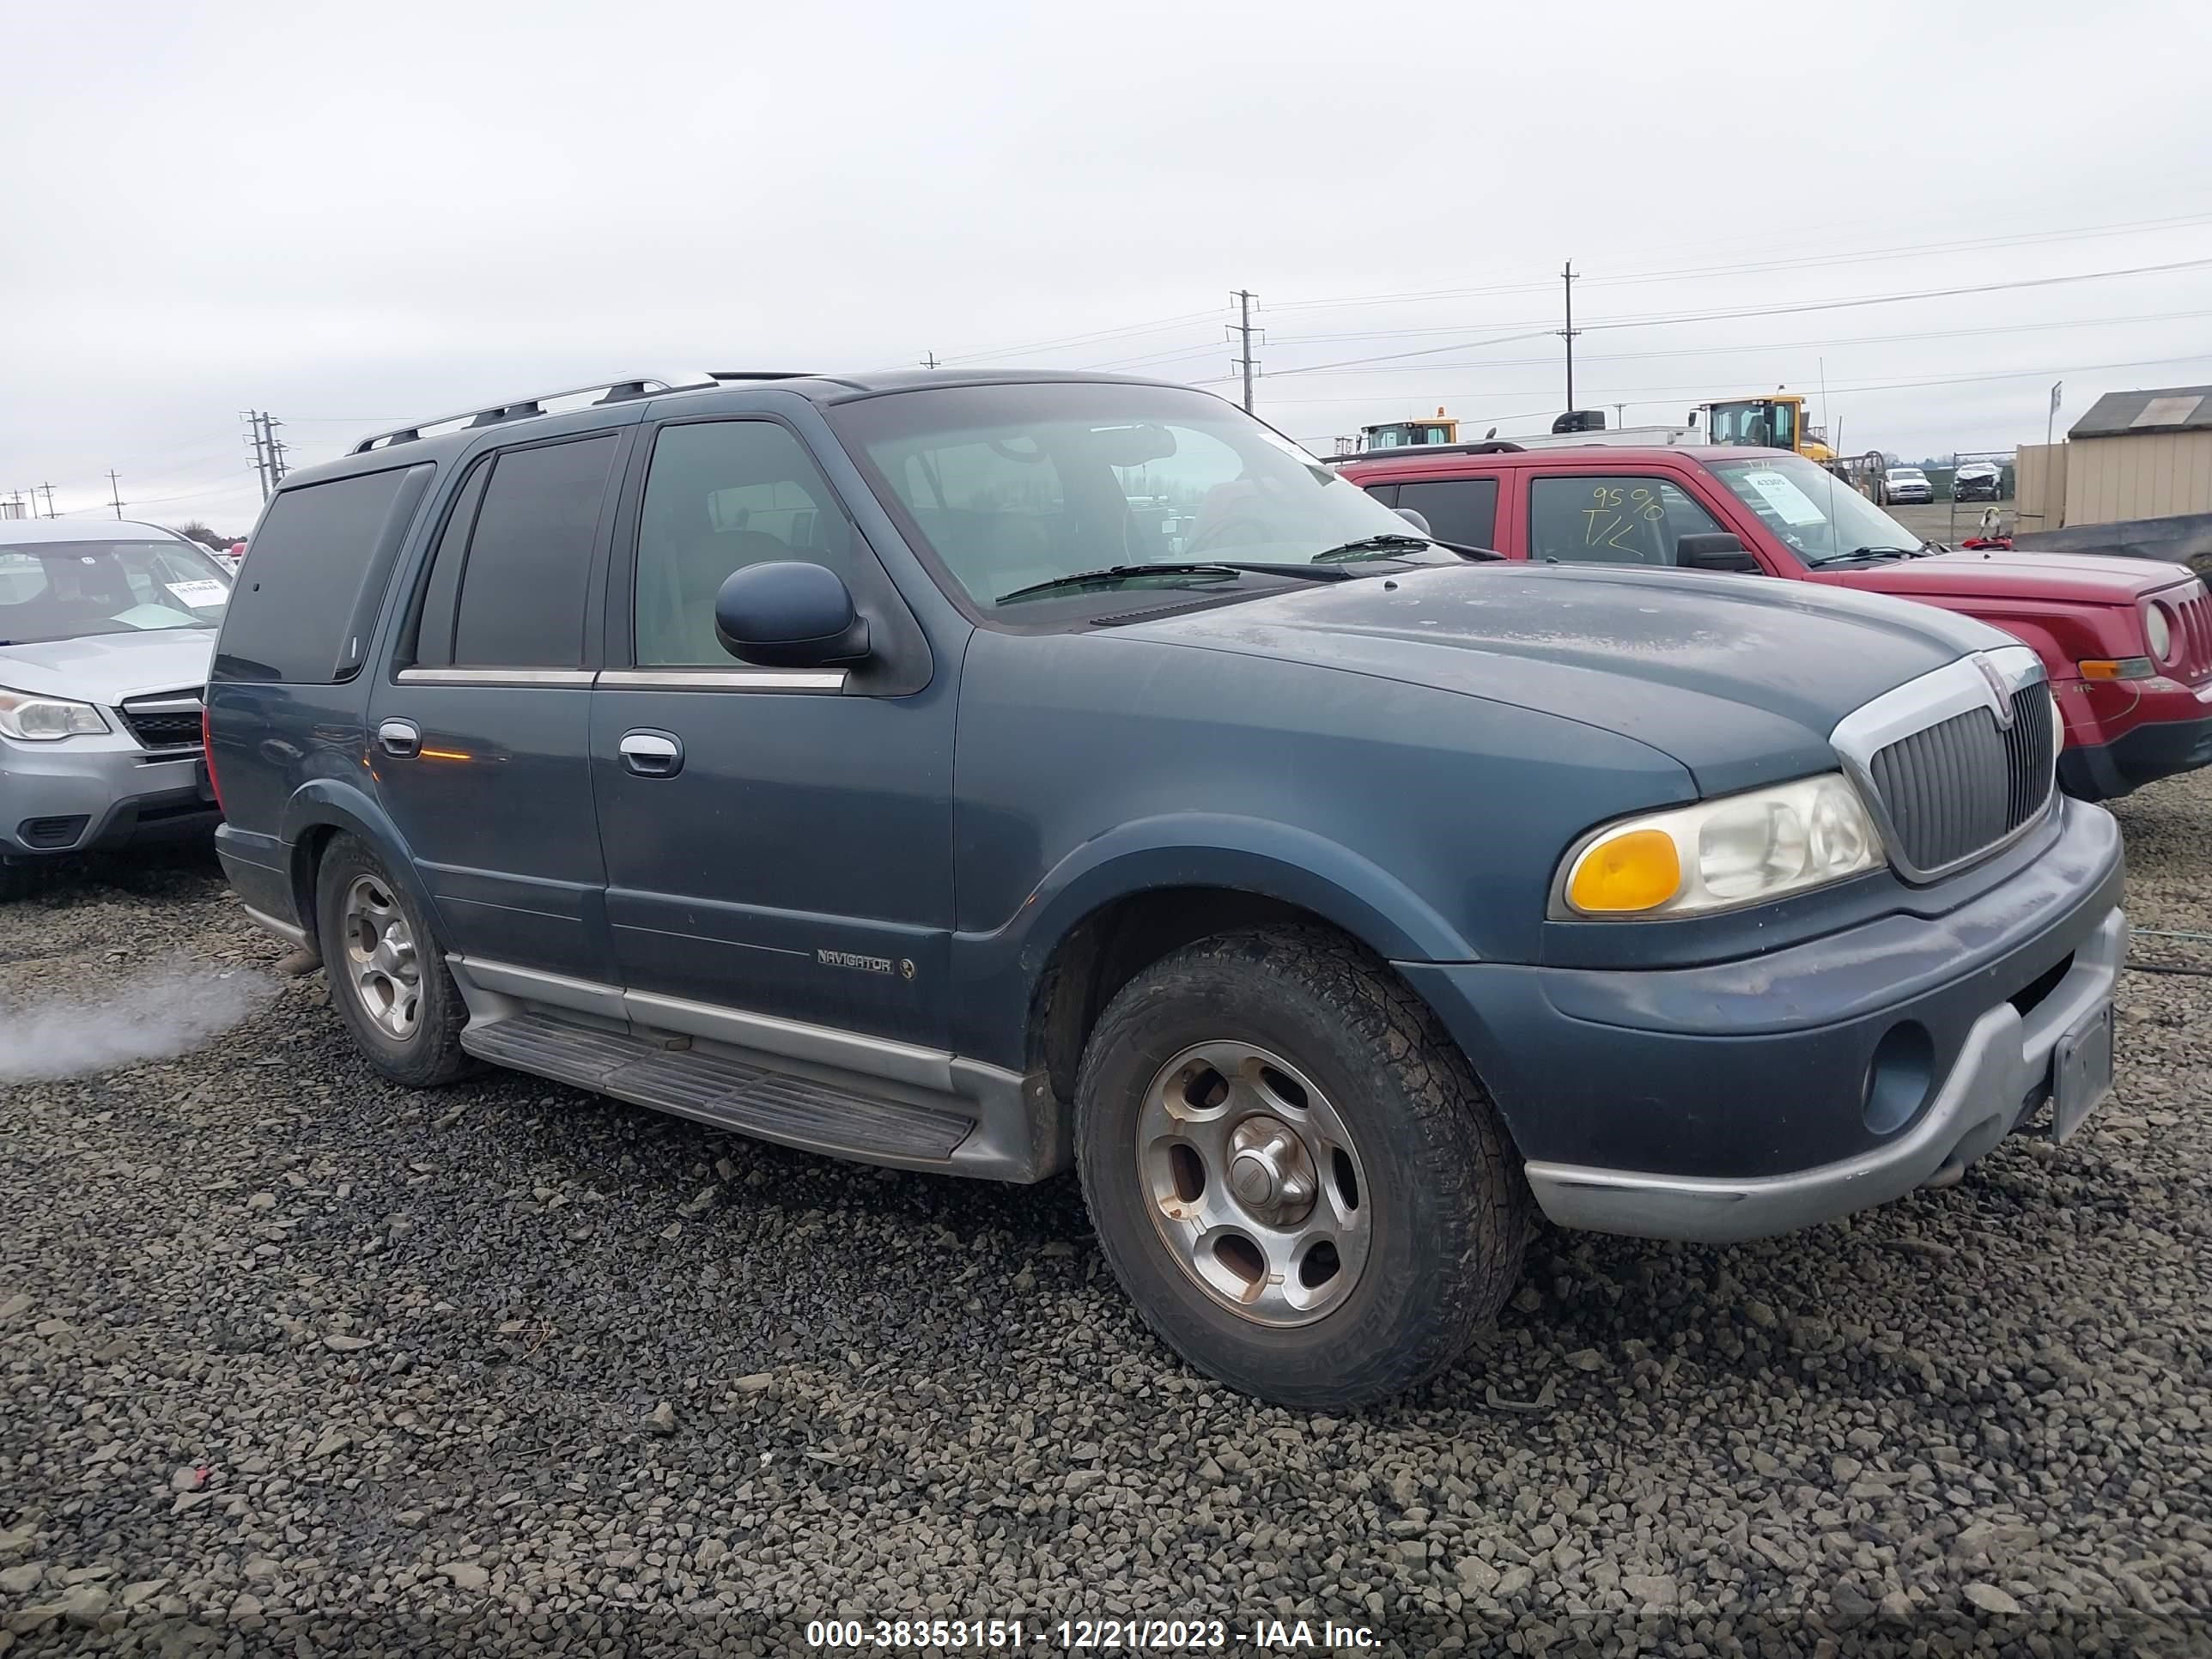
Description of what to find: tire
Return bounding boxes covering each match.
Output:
[313,833,472,1088]
[0,861,35,903]
[1074,925,1528,1409]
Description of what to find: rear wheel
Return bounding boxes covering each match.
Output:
[1075,926,1528,1409]
[0,860,34,903]
[314,834,471,1087]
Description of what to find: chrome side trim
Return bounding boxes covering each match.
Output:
[241,904,307,948]
[1830,646,2052,884]
[596,668,848,692]
[447,955,628,1022]
[623,987,956,1093]
[1526,905,2124,1243]
[395,667,597,687]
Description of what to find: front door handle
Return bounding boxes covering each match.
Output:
[619,730,684,778]
[376,718,421,758]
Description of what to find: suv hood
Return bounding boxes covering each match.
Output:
[0,629,215,706]
[1119,563,2004,795]
[1838,550,2191,605]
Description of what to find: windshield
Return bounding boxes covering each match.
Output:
[0,538,231,644]
[831,383,1449,617]
[1705,399,1796,451]
[1705,454,1929,564]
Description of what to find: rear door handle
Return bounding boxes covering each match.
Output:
[376,719,421,758]
[619,730,683,778]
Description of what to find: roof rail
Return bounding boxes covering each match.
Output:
[1326,440,1527,465]
[350,374,719,454]
[706,370,820,382]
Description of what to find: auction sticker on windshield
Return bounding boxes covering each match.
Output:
[165,580,228,609]
[1738,469,1826,526]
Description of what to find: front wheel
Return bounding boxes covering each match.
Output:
[1074,926,1528,1409]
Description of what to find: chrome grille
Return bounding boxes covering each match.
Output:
[2166,585,2212,683]
[118,689,204,751]
[1868,684,2052,873]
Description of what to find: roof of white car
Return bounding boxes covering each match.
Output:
[0,518,184,544]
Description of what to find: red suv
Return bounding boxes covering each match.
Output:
[1340,444,2212,801]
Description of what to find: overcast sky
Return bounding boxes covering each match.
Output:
[3,0,2209,536]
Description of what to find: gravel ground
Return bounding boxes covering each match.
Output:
[2,787,2208,1658]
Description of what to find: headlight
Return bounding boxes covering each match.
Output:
[1555,773,1884,919]
[0,686,111,741]
[2144,604,2174,663]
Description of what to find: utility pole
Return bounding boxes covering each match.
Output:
[36,482,57,518]
[1230,289,1259,413]
[106,471,125,520]
[1559,262,1580,412]
[243,410,271,500]
[262,412,289,487]
[919,351,940,369]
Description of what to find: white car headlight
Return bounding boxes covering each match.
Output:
[0,686,111,741]
[1554,773,1885,919]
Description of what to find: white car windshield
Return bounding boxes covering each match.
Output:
[0,539,232,645]
[1706,455,1929,564]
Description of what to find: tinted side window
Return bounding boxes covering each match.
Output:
[409,459,490,670]
[635,422,856,665]
[451,434,619,668]
[1528,475,1720,566]
[212,464,434,683]
[1394,477,1498,546]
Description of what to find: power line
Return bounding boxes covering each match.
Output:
[1262,206,2212,318]
[941,306,1224,365]
[1238,256,2212,383]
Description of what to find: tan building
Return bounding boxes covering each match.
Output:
[2014,385,2212,532]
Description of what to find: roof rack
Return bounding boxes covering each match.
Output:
[350,374,720,454]
[1326,440,1527,465]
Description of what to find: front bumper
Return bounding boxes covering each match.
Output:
[0,737,218,858]
[1398,794,2125,1243]
[2059,703,2212,800]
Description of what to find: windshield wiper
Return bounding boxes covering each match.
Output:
[994,562,1341,605]
[1312,533,1504,564]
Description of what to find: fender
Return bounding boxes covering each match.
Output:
[277,777,445,945]
[950,811,1479,1069]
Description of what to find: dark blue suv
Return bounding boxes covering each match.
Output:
[208,371,2124,1407]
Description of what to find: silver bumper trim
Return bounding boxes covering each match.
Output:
[1524,906,2126,1243]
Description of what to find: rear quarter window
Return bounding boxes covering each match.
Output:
[212,464,434,683]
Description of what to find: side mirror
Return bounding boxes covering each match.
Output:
[1395,507,1432,536]
[714,562,871,668]
[1676,532,1760,573]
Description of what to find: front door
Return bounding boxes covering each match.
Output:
[368,429,626,983]
[590,414,955,1048]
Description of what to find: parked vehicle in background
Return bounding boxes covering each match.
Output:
[1954,461,2004,502]
[1341,445,2212,799]
[0,520,230,896]
[1881,465,1935,505]
[210,371,2122,1409]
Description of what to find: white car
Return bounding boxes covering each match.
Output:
[1881,466,1934,506]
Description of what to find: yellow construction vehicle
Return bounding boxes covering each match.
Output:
[1357,406,1460,450]
[1695,392,1834,463]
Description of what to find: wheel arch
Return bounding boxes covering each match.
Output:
[278,779,439,951]
[985,817,1480,1101]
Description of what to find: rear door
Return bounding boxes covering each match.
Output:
[368,429,627,982]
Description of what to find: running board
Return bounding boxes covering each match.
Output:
[460,1012,975,1164]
